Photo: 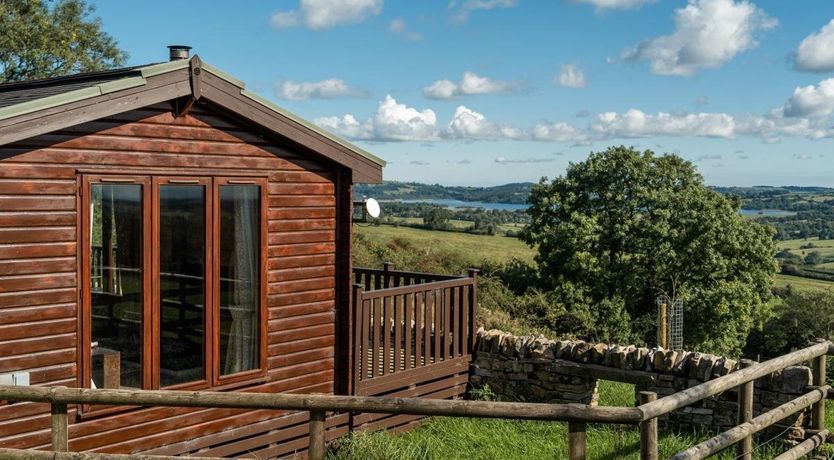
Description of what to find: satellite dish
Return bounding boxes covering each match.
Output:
[365,198,381,218]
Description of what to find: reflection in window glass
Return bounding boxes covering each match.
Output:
[90,184,143,389]
[159,185,206,386]
[218,185,260,375]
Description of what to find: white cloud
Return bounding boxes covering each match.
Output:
[571,0,657,11]
[389,18,423,41]
[794,19,834,72]
[316,77,834,145]
[591,109,738,138]
[532,122,585,142]
[449,0,517,22]
[315,95,439,141]
[781,78,834,119]
[623,0,777,76]
[275,78,365,101]
[270,0,383,30]
[447,106,525,140]
[495,156,556,165]
[423,72,519,99]
[556,63,587,88]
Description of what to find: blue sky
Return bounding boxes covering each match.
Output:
[91,0,834,186]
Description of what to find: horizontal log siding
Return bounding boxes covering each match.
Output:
[0,102,343,457]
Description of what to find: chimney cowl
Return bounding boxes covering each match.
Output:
[168,45,192,61]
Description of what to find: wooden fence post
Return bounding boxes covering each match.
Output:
[568,422,586,460]
[738,359,755,460]
[639,391,658,460]
[51,402,68,452]
[658,303,668,349]
[812,350,826,431]
[309,410,326,460]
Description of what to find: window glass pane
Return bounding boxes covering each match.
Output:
[90,184,143,389]
[219,185,261,375]
[159,185,206,386]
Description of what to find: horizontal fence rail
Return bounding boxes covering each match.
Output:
[637,341,831,421]
[0,384,640,460]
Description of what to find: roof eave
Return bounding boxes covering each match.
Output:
[0,56,385,180]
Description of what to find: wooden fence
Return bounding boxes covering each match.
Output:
[0,384,640,460]
[0,340,829,459]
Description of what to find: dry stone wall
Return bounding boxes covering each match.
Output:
[470,330,813,437]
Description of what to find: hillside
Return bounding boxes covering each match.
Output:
[354,181,534,204]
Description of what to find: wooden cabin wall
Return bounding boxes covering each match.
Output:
[0,102,350,457]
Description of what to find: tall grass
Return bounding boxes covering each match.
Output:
[329,381,826,460]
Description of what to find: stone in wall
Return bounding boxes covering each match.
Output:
[470,329,814,438]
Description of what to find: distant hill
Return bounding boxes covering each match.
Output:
[354,181,535,204]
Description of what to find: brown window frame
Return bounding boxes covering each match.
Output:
[152,176,214,391]
[79,174,268,416]
[212,177,269,387]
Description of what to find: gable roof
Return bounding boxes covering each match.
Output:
[0,57,384,183]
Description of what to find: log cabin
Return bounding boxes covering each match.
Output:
[0,46,477,458]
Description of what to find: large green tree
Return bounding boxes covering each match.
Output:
[521,146,777,354]
[0,0,126,83]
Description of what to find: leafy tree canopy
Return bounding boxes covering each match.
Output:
[0,0,127,83]
[521,146,777,354]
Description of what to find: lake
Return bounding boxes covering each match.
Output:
[387,199,795,216]
[389,199,527,211]
[739,209,796,217]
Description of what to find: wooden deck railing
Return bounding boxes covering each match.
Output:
[353,262,463,290]
[351,264,478,392]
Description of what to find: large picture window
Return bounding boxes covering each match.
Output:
[81,175,267,407]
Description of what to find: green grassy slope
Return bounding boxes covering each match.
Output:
[355,224,536,264]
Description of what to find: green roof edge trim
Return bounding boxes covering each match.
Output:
[0,56,385,170]
[139,59,190,78]
[98,76,147,94]
[240,89,386,167]
[0,86,102,121]
[202,63,246,89]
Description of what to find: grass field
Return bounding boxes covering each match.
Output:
[329,380,823,459]
[355,223,536,264]
[774,273,834,291]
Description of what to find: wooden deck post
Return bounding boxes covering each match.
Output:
[383,261,394,288]
[51,402,68,452]
[467,269,479,352]
[812,349,826,431]
[350,283,364,395]
[568,421,586,460]
[738,359,755,460]
[309,410,326,460]
[639,391,658,460]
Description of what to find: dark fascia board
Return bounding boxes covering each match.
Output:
[0,56,384,183]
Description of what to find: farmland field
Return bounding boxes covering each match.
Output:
[355,223,536,264]
[774,273,834,290]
